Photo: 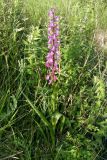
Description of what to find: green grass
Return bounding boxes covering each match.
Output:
[0,0,107,159]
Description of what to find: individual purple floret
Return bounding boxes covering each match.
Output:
[46,8,60,84]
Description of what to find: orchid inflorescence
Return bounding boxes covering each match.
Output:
[46,8,60,84]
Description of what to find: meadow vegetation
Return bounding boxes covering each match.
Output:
[0,0,107,159]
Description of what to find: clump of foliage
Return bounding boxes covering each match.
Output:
[0,0,107,159]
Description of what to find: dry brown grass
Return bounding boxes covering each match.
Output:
[94,29,107,52]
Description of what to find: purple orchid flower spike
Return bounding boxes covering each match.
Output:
[45,8,61,84]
